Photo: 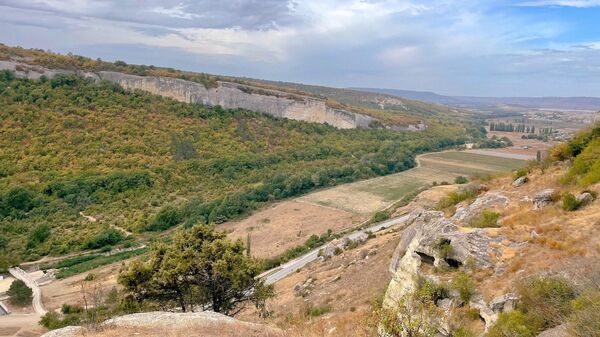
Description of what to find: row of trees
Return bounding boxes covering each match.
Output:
[489,122,555,135]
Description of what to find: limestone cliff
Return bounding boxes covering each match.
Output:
[0,60,385,129]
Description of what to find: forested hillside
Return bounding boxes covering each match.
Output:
[0,71,471,266]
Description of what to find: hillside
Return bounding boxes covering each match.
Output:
[0,68,472,267]
[0,44,467,129]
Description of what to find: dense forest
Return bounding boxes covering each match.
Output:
[0,70,476,267]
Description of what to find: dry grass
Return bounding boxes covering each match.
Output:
[75,321,284,337]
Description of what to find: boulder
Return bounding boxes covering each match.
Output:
[453,192,509,223]
[293,277,315,297]
[512,176,528,187]
[343,232,369,247]
[536,324,569,337]
[576,192,594,206]
[490,293,518,313]
[533,189,556,209]
[469,298,497,327]
[41,326,82,337]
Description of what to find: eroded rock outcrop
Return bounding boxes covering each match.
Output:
[453,192,509,223]
[0,60,393,130]
[384,207,512,335]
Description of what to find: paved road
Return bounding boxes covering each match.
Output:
[261,214,410,285]
[8,268,46,315]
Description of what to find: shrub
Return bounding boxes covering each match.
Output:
[305,303,332,317]
[83,228,124,249]
[569,290,600,337]
[437,185,480,210]
[513,168,529,180]
[454,176,468,184]
[39,310,81,330]
[436,238,453,259]
[369,210,391,224]
[517,276,577,330]
[486,310,536,337]
[144,205,182,231]
[27,223,51,248]
[7,279,32,306]
[451,272,476,303]
[467,209,500,228]
[561,192,581,211]
[415,277,448,303]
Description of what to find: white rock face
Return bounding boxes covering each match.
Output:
[452,192,509,223]
[0,60,386,130]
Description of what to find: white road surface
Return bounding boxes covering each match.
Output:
[8,267,46,315]
[261,214,410,285]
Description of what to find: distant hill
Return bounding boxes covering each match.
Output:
[354,87,600,111]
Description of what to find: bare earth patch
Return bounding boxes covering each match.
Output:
[220,200,363,258]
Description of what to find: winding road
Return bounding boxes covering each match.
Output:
[261,214,410,285]
[8,267,46,315]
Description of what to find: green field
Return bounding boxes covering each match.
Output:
[301,151,525,214]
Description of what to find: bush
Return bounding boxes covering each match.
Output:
[437,185,480,210]
[83,228,124,249]
[486,310,536,337]
[436,238,453,259]
[144,205,182,231]
[569,290,600,337]
[39,310,81,330]
[467,209,500,228]
[454,176,468,184]
[517,276,576,330]
[562,192,581,211]
[305,303,332,317]
[513,168,529,180]
[369,210,390,224]
[451,272,476,303]
[415,277,448,303]
[7,279,32,306]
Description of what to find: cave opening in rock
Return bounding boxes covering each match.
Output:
[415,251,435,265]
[445,258,462,268]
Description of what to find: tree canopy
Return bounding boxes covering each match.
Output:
[118,225,273,315]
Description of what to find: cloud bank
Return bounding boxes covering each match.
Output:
[0,0,599,96]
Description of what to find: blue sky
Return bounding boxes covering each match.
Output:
[1,0,599,96]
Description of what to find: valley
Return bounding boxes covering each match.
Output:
[0,42,598,337]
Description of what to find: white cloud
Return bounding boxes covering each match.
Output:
[517,0,600,7]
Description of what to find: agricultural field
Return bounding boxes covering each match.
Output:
[299,151,525,215]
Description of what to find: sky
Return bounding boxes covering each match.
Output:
[1,0,600,96]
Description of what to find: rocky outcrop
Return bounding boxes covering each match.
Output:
[384,207,513,334]
[537,324,569,337]
[0,60,392,130]
[453,192,509,223]
[385,208,499,308]
[512,176,528,187]
[576,192,594,206]
[533,189,557,209]
[41,311,284,337]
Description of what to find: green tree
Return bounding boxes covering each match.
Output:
[7,279,33,306]
[119,224,274,315]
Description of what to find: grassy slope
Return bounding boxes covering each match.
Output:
[0,71,469,264]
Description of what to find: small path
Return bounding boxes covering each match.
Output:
[8,268,46,315]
